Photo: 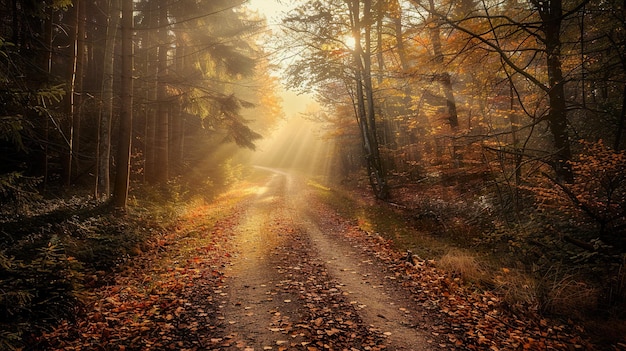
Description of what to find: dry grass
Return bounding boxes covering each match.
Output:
[437,249,598,318]
[494,269,540,313]
[538,268,598,316]
[437,249,487,284]
[493,266,599,318]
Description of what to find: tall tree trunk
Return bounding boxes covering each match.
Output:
[72,0,86,181]
[508,81,522,210]
[96,0,120,199]
[613,6,626,151]
[155,1,170,184]
[538,0,573,182]
[349,0,372,189]
[40,5,54,191]
[112,0,134,209]
[363,0,388,199]
[509,83,522,185]
[42,6,53,76]
[349,0,389,199]
[143,0,159,183]
[170,43,186,175]
[84,1,107,101]
[427,0,459,131]
[375,0,384,85]
[422,0,461,166]
[63,0,80,187]
[375,0,395,152]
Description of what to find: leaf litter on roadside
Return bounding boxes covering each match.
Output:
[37,196,249,350]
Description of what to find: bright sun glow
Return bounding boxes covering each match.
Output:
[247,0,291,24]
[343,35,356,50]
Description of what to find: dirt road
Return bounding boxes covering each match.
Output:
[214,168,442,350]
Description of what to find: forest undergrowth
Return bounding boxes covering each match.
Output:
[322,173,626,349]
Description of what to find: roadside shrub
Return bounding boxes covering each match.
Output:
[529,140,626,247]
